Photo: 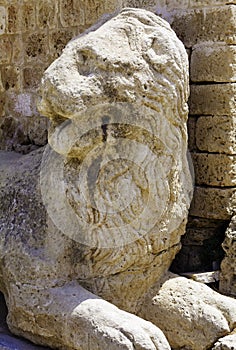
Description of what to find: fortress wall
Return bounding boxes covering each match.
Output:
[0,0,235,290]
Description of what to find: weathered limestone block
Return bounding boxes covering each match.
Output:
[0,6,6,35]
[0,90,48,153]
[1,66,21,91]
[191,44,236,83]
[36,0,58,30]
[180,271,220,284]
[0,72,4,94]
[7,4,22,34]
[212,331,236,350]
[220,215,236,298]
[1,6,236,350]
[0,292,51,350]
[59,0,85,27]
[171,6,236,48]
[196,116,236,154]
[85,0,107,25]
[11,35,24,65]
[22,2,36,32]
[0,37,11,64]
[23,66,45,89]
[122,0,162,9]
[5,92,38,118]
[140,273,236,350]
[187,116,196,151]
[165,0,189,9]
[190,187,236,219]
[25,33,49,63]
[0,149,172,350]
[104,0,123,13]
[37,6,192,309]
[49,29,76,58]
[192,153,236,187]
[190,84,236,115]
[0,93,5,118]
[0,8,193,350]
[190,0,236,6]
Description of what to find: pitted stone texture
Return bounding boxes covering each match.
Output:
[220,215,236,298]
[0,149,171,350]
[0,9,192,350]
[191,44,236,83]
[192,153,236,187]
[36,0,58,30]
[38,6,191,257]
[187,117,196,151]
[140,274,236,350]
[171,6,236,48]
[190,0,236,6]
[0,6,6,35]
[37,7,191,308]
[122,0,163,10]
[0,90,48,153]
[105,0,123,13]
[59,0,85,27]
[190,187,236,220]
[38,9,189,124]
[196,116,236,155]
[165,0,189,9]
[190,84,236,115]
[7,5,23,34]
[212,331,236,350]
[0,37,12,65]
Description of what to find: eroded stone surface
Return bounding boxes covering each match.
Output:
[190,84,236,116]
[196,116,236,155]
[192,153,236,187]
[170,6,236,48]
[140,273,236,350]
[0,9,192,350]
[220,215,236,298]
[1,6,235,350]
[190,187,236,220]
[191,44,236,83]
[212,331,236,350]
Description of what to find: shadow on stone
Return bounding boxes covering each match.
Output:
[0,292,51,350]
[0,292,9,334]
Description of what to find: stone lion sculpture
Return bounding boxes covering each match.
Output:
[0,8,236,350]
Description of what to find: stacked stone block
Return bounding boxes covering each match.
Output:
[0,0,235,292]
[220,215,236,297]
[165,2,236,280]
[0,0,120,153]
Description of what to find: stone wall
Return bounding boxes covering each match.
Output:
[0,0,235,283]
[220,215,236,297]
[159,1,236,277]
[122,0,236,277]
[0,0,121,153]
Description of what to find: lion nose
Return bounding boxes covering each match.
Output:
[38,58,104,122]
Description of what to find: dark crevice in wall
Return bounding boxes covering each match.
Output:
[170,217,229,275]
[0,292,9,334]
[190,81,236,85]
